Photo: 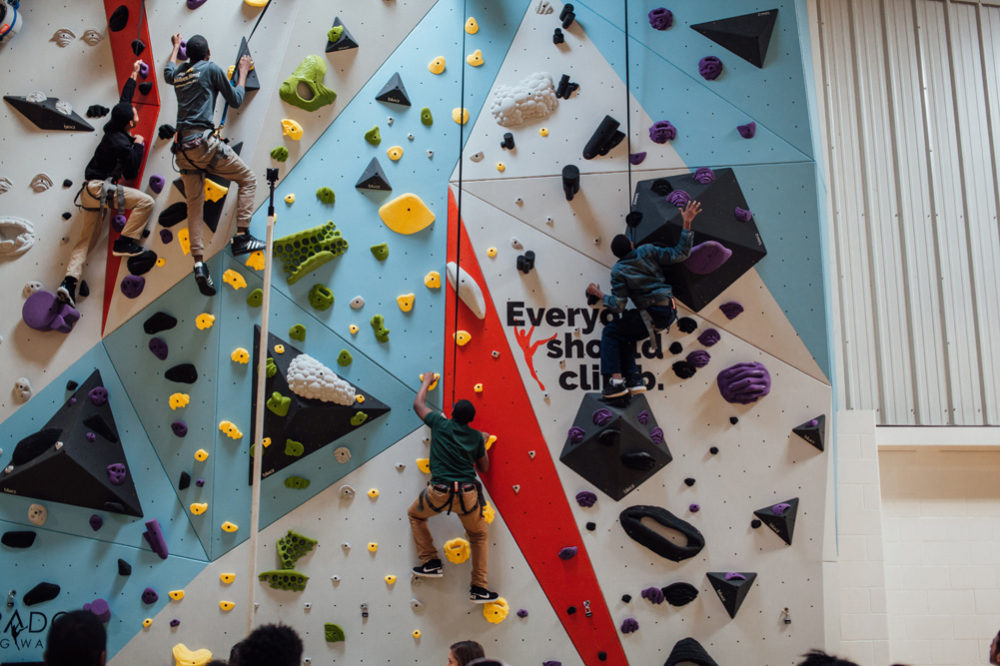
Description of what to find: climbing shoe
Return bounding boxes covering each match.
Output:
[112,236,145,257]
[469,586,500,604]
[56,277,77,308]
[193,262,216,296]
[626,375,647,395]
[602,378,628,399]
[231,232,266,256]
[412,559,444,578]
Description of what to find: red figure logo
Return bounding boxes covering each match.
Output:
[513,326,557,391]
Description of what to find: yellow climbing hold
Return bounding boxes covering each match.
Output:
[412,629,422,639]
[156,257,166,267]
[261,437,272,448]
[273,344,285,354]
[465,17,479,34]
[386,146,404,161]
[454,330,471,346]
[397,293,415,312]
[190,502,208,516]
[195,313,215,330]
[172,643,213,666]
[487,247,497,258]
[452,108,469,124]
[143,618,153,628]
[416,458,430,474]
[378,193,435,235]
[245,250,265,270]
[496,162,506,173]
[194,448,209,462]
[482,502,495,524]
[444,537,471,564]
[466,49,484,66]
[284,193,295,204]
[231,347,250,364]
[221,521,238,533]
[419,372,439,391]
[384,574,397,585]
[281,118,303,141]
[349,324,359,335]
[219,573,236,585]
[474,383,484,393]
[367,488,379,499]
[169,590,185,601]
[424,270,441,288]
[222,269,247,290]
[204,178,228,203]
[178,228,190,255]
[169,393,190,410]
[355,394,366,403]
[367,542,378,553]
[483,597,509,624]
[539,127,550,137]
[245,0,268,7]
[219,600,235,612]
[485,434,497,451]
[427,56,446,75]
[219,420,243,439]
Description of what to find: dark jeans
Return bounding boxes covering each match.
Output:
[599,305,675,378]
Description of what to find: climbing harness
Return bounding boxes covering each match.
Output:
[419,481,485,517]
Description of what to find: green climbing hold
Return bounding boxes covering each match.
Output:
[267,391,291,417]
[371,314,390,343]
[308,284,334,311]
[258,570,310,591]
[277,529,317,569]
[327,25,343,43]
[370,242,389,261]
[266,357,278,379]
[420,107,433,126]
[364,126,381,146]
[284,475,311,490]
[324,623,346,643]
[316,186,335,204]
[273,221,349,285]
[247,288,263,307]
[350,411,368,426]
[337,349,352,366]
[278,55,338,112]
[285,438,304,457]
[271,146,289,162]
[289,324,306,341]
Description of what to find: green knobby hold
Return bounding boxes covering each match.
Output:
[316,186,335,204]
[247,288,263,307]
[267,391,291,417]
[308,284,334,311]
[284,475,311,490]
[370,242,389,261]
[370,314,389,343]
[337,349,352,366]
[327,26,343,43]
[266,357,278,379]
[258,569,310,591]
[285,438,305,457]
[277,529,317,569]
[350,411,368,426]
[289,324,306,341]
[278,55,337,112]
[364,126,381,146]
[324,623,346,643]
[270,146,289,162]
[420,107,433,126]
[273,221,349,285]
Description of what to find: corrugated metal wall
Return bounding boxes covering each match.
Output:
[816,0,1000,425]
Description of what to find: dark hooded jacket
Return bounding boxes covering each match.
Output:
[83,78,145,182]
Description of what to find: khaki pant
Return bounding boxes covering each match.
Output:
[66,180,153,280]
[407,485,488,588]
[175,135,257,259]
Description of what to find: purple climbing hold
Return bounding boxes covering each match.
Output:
[121,275,145,299]
[195,478,206,487]
[808,418,819,427]
[687,350,711,368]
[724,572,747,581]
[159,228,173,244]
[84,598,111,623]
[698,328,721,347]
[148,175,165,193]
[107,463,127,485]
[143,519,169,559]
[141,587,158,604]
[649,120,677,143]
[698,56,724,80]
[734,206,753,223]
[517,608,529,618]
[719,301,744,319]
[89,386,108,406]
[138,62,150,78]
[689,503,700,512]
[567,425,585,443]
[666,189,690,207]
[738,121,757,139]
[85,432,96,442]
[89,514,103,531]
[672,360,696,379]
[69,397,77,405]
[620,617,639,634]
[170,421,187,437]
[542,662,562,666]
[148,337,168,361]
[592,408,613,426]
[575,490,597,508]
[641,586,665,604]
[637,410,650,425]
[176,40,187,61]
[716,362,772,404]
[629,152,647,165]
[22,290,81,333]
[772,502,792,515]
[112,214,127,233]
[186,0,208,8]
[684,241,732,275]
[649,427,664,445]
[170,618,181,628]
[693,167,716,184]
[648,7,673,30]
[558,546,578,560]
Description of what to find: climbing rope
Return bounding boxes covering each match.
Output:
[449,0,469,412]
[218,0,273,133]
[623,0,635,241]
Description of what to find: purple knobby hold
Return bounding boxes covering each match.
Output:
[160,228,173,244]
[640,586,665,604]
[85,432,96,442]
[112,215,127,233]
[148,175,165,193]
[808,418,819,427]
[649,120,677,144]
[195,478,206,487]
[648,7,673,30]
[121,275,145,299]
[21,290,81,333]
[666,189,690,207]
[592,408,613,426]
[719,301,744,319]
[649,427,664,444]
[170,421,187,437]
[141,587,158,604]
[698,56,724,80]
[542,662,562,666]
[170,618,181,627]
[698,328,720,347]
[138,62,150,78]
[693,167,716,184]
[558,546,578,560]
[772,502,792,515]
[575,490,597,508]
[734,206,753,222]
[724,572,747,581]
[637,410,650,425]
[89,386,108,406]
[83,598,111,623]
[620,617,639,634]
[89,514,103,531]
[176,40,187,61]
[107,463,127,485]
[629,152,647,165]
[738,121,756,139]
[69,397,77,405]
[689,503,700,512]
[149,337,168,361]
[186,0,208,9]
[516,608,529,618]
[143,519,169,559]
[567,425,585,443]
[687,350,711,368]
[684,241,732,275]
[716,361,772,404]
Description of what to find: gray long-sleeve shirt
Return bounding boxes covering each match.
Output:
[602,229,694,313]
[163,60,244,135]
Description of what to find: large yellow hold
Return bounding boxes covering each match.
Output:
[483,597,509,624]
[378,193,435,235]
[172,644,213,666]
[204,179,228,203]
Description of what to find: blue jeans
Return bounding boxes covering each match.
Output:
[599,305,675,378]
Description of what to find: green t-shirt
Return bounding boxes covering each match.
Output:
[424,411,485,483]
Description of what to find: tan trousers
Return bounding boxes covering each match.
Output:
[175,135,257,259]
[407,485,488,588]
[66,180,153,280]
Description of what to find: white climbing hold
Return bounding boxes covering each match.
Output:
[286,354,356,405]
[30,173,53,192]
[510,237,523,250]
[445,261,486,320]
[334,447,351,464]
[51,29,76,47]
[55,100,73,116]
[0,217,37,258]
[0,177,12,194]
[81,29,103,46]
[28,503,46,526]
[490,72,558,128]
[469,151,484,162]
[350,295,364,309]
[12,377,32,403]
[26,91,46,104]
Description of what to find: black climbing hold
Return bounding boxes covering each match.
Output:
[165,363,198,384]
[158,124,176,140]
[792,414,826,451]
[562,164,580,201]
[516,250,536,274]
[78,280,90,297]
[753,497,799,545]
[684,477,695,487]
[567,606,576,615]
[158,201,187,228]
[729,416,739,425]
[66,380,78,391]
[62,179,73,188]
[108,5,128,32]
[24,582,60,606]
[582,115,625,160]
[143,311,177,334]
[677,316,698,333]
[500,132,515,150]
[11,429,61,466]
[625,210,643,227]
[141,228,151,239]
[560,3,575,21]
[131,38,145,56]
[555,74,579,99]
[87,104,110,118]
[621,594,632,603]
[691,9,778,69]
[750,518,762,528]
[83,414,119,443]
[178,471,191,490]
[118,558,132,575]
[4,95,95,132]
[561,10,576,29]
[1,531,37,548]
[355,156,392,191]
[597,652,607,662]
[662,582,699,607]
[668,341,683,355]
[706,571,757,619]
[619,505,704,562]
[138,82,153,96]
[234,37,260,91]
[62,212,72,220]
[672,361,696,379]
[325,16,359,53]
[553,28,564,44]
[665,637,718,666]
[126,250,157,276]
[585,521,596,531]
[374,72,411,107]
[620,451,657,471]
[709,446,719,454]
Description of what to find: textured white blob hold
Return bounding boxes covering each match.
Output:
[445,261,486,320]
[286,354,356,405]
[489,72,558,128]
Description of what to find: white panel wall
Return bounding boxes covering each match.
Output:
[814,0,1000,425]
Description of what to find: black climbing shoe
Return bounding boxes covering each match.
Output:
[56,277,77,308]
[112,236,145,257]
[470,586,500,604]
[193,262,216,296]
[412,559,444,578]
[602,378,628,399]
[626,375,647,395]
[230,232,266,256]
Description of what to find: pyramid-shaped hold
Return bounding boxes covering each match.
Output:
[4,95,95,131]
[691,9,779,69]
[325,17,359,53]
[792,414,825,451]
[631,169,767,312]
[706,571,757,619]
[664,637,719,666]
[355,156,392,192]
[234,37,261,91]
[753,497,798,545]
[172,141,244,233]
[0,369,142,517]
[249,328,391,483]
[374,72,411,107]
[559,394,671,500]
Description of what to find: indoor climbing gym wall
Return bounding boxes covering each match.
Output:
[0,1,832,665]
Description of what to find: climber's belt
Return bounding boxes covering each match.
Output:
[432,483,477,493]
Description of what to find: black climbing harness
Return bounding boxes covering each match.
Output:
[419,481,485,517]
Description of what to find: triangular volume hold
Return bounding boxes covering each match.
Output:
[0,370,143,517]
[374,72,411,107]
[235,38,261,91]
[355,156,392,191]
[690,9,778,69]
[4,95,95,132]
[706,571,757,619]
[792,414,825,451]
[325,17,359,53]
[753,497,798,545]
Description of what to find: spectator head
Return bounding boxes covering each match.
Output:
[185,34,210,62]
[990,628,1000,665]
[229,624,303,666]
[452,400,476,425]
[467,660,508,666]
[448,640,485,666]
[796,650,860,666]
[611,234,633,259]
[44,610,107,666]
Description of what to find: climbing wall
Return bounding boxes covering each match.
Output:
[0,1,832,665]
